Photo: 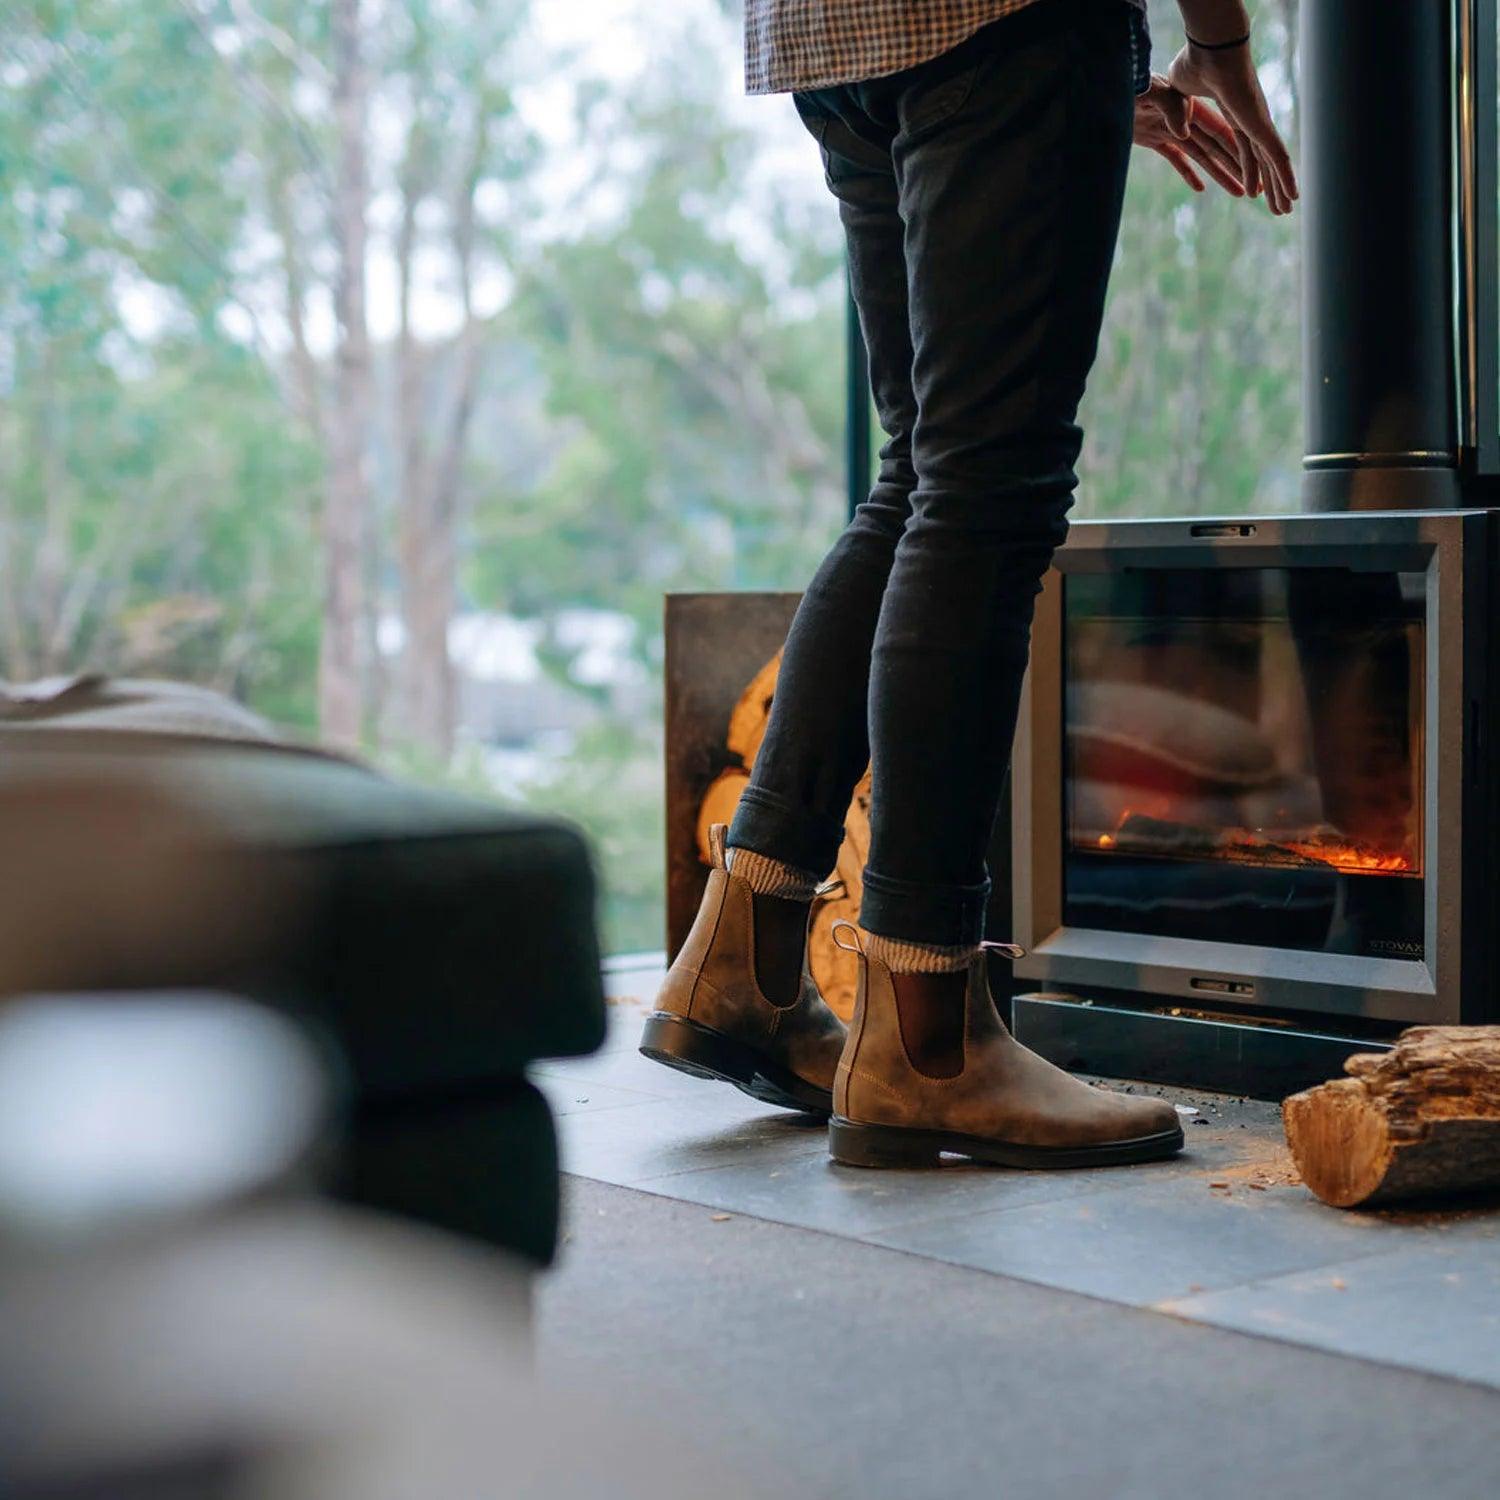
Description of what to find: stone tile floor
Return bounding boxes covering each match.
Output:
[537,961,1500,1390]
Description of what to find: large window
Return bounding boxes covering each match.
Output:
[1,0,846,954]
[2,0,1302,956]
[1082,0,1302,518]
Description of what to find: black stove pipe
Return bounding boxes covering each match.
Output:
[1301,0,1460,511]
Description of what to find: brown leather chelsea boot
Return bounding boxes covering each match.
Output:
[640,824,846,1116]
[828,925,1184,1167]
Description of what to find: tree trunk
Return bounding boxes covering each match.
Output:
[394,118,487,763]
[271,162,323,446]
[398,466,459,761]
[322,0,373,749]
[392,141,451,761]
[406,325,480,760]
[1284,1026,1500,1208]
[34,341,69,675]
[0,396,34,680]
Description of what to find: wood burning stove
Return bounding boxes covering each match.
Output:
[1006,512,1497,1094]
[999,3,1500,1094]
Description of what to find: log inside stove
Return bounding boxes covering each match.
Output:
[1093,811,1419,876]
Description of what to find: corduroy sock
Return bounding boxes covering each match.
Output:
[726,845,821,902]
[863,931,978,974]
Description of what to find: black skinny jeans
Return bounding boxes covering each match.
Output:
[728,0,1136,946]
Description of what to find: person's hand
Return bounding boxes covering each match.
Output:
[1167,38,1298,214]
[1133,75,1246,197]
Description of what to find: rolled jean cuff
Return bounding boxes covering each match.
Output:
[859,866,993,948]
[727,785,846,879]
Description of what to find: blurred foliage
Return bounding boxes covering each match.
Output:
[1,0,1302,952]
[1082,0,1302,517]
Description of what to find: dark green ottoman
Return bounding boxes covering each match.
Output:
[0,729,606,1266]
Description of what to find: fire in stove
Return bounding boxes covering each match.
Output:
[1063,594,1426,886]
[1089,809,1419,876]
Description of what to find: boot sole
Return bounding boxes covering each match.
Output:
[828,1115,1185,1170]
[640,1012,833,1118]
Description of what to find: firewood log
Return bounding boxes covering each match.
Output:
[695,769,750,865]
[727,650,783,767]
[697,645,873,1022]
[1283,1026,1500,1208]
[806,768,872,1022]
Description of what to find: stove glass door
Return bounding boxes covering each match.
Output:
[1062,566,1425,959]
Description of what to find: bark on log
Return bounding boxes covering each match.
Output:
[1284,1027,1500,1208]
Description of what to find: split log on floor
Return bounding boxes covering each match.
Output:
[1283,1026,1500,1208]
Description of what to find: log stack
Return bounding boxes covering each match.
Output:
[1283,1026,1500,1208]
[695,649,871,1022]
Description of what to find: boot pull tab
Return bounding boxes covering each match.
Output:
[979,940,1027,960]
[707,823,729,870]
[831,919,865,955]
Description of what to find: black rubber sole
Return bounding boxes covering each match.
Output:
[639,1012,833,1118]
[828,1115,1185,1170]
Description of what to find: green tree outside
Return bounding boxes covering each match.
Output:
[1,0,1303,953]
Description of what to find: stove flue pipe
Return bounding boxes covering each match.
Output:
[1301,0,1460,510]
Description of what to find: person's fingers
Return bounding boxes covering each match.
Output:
[1156,143,1205,193]
[1261,146,1291,214]
[1273,151,1293,213]
[1188,120,1243,184]
[1240,98,1299,208]
[1263,133,1299,206]
[1259,139,1292,213]
[1182,135,1245,195]
[1233,125,1262,198]
[1259,155,1283,213]
[1161,87,1193,141]
[1186,96,1238,150]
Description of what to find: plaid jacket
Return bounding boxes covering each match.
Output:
[744,0,1149,96]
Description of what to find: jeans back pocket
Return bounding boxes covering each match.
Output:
[896,60,985,138]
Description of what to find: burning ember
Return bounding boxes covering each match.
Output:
[1088,810,1418,876]
[1223,832,1413,873]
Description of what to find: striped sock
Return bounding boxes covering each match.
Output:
[863,931,978,974]
[726,845,820,901]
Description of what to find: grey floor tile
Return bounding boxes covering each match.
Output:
[548,1044,1302,1244]
[533,1036,699,1097]
[593,999,658,1054]
[630,1146,1159,1234]
[553,1083,1281,1234]
[867,1176,1438,1306]
[557,1094,829,1188]
[637,1100,1300,1226]
[532,1072,663,1117]
[1164,1218,1500,1387]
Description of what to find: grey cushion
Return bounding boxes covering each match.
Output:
[0,674,281,743]
[0,732,608,1095]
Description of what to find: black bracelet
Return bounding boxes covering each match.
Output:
[1186,30,1251,50]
